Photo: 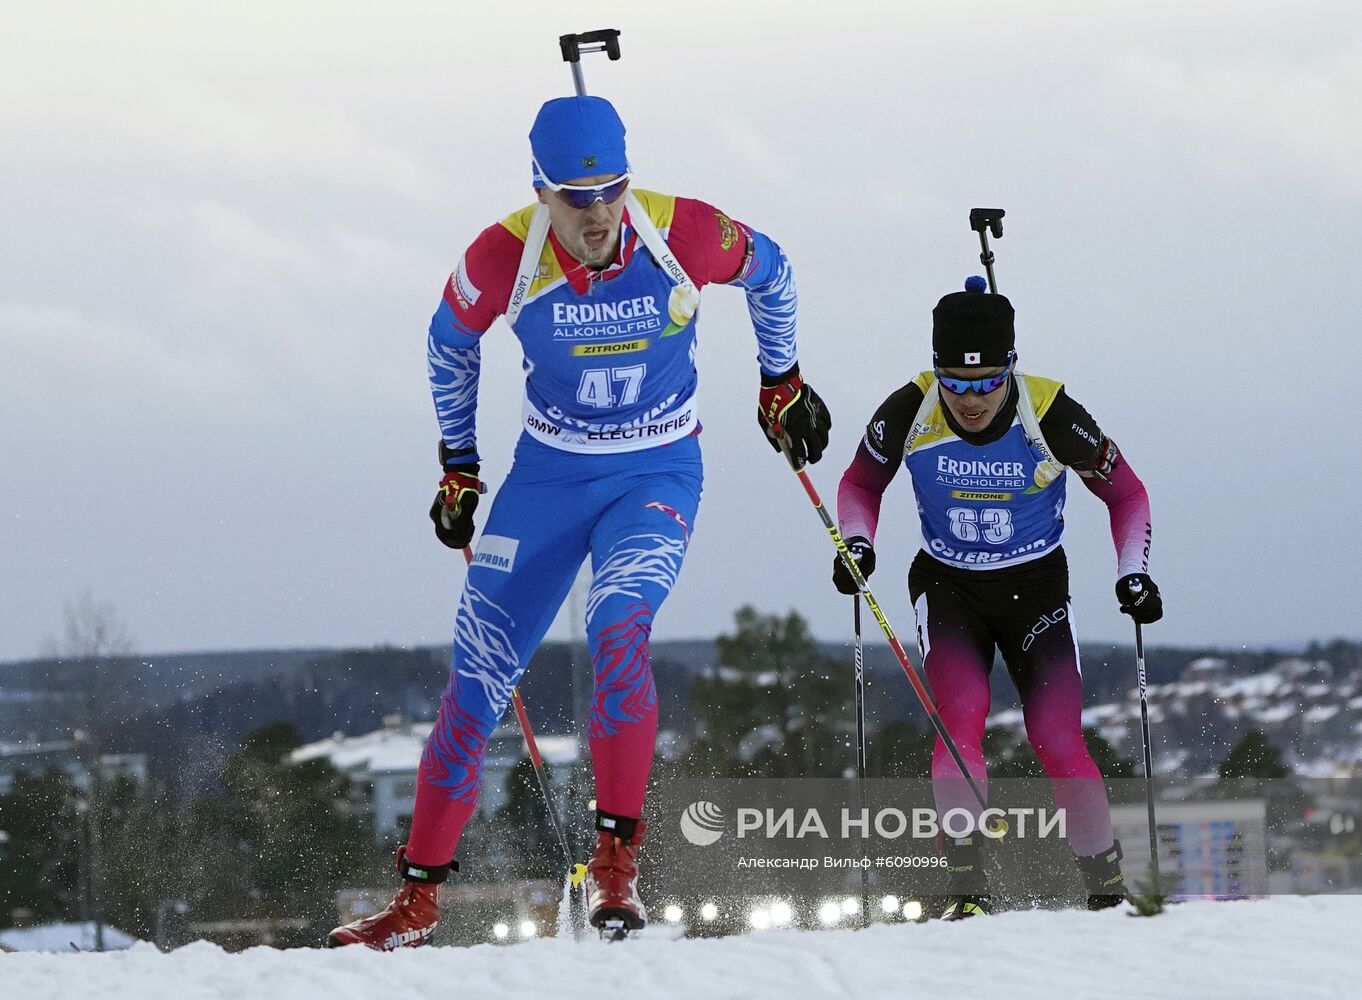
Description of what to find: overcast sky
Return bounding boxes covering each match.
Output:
[3,1,1359,663]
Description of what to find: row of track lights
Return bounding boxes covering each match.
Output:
[491,920,539,940]
[661,896,925,929]
[488,895,926,941]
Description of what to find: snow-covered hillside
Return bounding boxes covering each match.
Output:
[988,655,1362,776]
[1,897,1354,1000]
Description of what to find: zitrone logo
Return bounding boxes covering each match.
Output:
[679,801,725,846]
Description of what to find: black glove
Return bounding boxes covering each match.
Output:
[430,467,481,548]
[832,536,876,595]
[429,441,483,552]
[757,365,831,465]
[1116,573,1163,625]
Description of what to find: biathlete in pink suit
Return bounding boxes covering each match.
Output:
[832,278,1163,919]
[329,94,831,949]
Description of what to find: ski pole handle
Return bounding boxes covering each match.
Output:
[559,29,622,63]
[775,425,805,473]
[968,207,1005,239]
[559,29,622,96]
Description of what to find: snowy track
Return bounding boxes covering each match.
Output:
[1,897,1353,1000]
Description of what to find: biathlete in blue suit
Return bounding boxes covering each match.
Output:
[330,95,832,949]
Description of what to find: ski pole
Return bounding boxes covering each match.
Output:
[773,438,992,818]
[853,596,869,926]
[1132,608,1162,890]
[558,29,621,96]
[462,545,586,888]
[968,208,1005,293]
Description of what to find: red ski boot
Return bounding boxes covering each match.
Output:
[586,812,647,939]
[326,850,453,950]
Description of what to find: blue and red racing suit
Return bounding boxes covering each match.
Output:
[407,191,799,864]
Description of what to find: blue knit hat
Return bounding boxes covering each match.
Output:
[529,96,628,187]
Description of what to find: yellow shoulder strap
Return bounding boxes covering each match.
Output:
[502,204,551,326]
[1015,372,1066,491]
[904,372,949,454]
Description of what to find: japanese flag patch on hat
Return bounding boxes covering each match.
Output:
[931,278,1015,368]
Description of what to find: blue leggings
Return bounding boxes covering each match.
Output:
[407,433,702,863]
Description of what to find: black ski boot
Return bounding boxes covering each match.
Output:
[1076,841,1127,911]
[940,836,991,921]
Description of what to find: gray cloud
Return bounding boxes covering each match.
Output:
[2,2,1359,661]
